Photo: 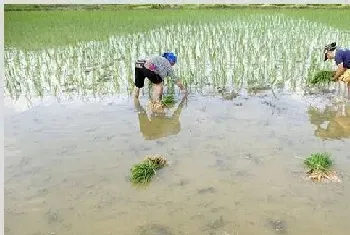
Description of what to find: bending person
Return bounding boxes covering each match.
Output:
[323,42,350,93]
[133,52,187,100]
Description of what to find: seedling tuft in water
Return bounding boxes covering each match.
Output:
[130,155,168,185]
[304,152,340,182]
[304,152,332,171]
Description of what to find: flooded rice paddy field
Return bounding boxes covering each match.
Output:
[4,10,350,235]
[5,91,350,235]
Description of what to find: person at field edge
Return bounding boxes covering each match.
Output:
[324,42,350,93]
[133,52,187,100]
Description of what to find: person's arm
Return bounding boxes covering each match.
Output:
[167,67,187,93]
[332,63,346,81]
[176,80,188,94]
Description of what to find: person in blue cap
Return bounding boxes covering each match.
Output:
[133,52,187,100]
[324,42,350,93]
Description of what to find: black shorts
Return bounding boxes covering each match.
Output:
[134,63,163,88]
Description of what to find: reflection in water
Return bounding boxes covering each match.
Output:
[134,95,187,140]
[308,102,350,140]
[4,92,350,235]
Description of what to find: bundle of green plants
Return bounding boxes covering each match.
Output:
[303,152,339,182]
[304,152,332,172]
[161,95,176,107]
[308,70,335,85]
[130,155,167,185]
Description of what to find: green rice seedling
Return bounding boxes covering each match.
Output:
[308,70,335,85]
[130,160,157,184]
[5,12,350,105]
[161,95,176,107]
[130,155,167,185]
[304,152,332,172]
[304,152,340,182]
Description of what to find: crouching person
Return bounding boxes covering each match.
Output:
[133,52,187,100]
[324,42,350,94]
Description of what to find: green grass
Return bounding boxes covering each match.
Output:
[4,4,349,11]
[5,8,350,50]
[304,152,333,173]
[308,70,335,86]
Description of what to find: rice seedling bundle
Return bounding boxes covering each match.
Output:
[308,70,335,85]
[130,155,167,185]
[303,152,340,183]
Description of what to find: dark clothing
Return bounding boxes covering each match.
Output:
[134,59,163,88]
[335,48,350,69]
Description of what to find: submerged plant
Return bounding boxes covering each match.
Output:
[308,70,335,86]
[130,154,168,185]
[304,152,340,182]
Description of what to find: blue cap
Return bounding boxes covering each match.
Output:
[162,52,177,64]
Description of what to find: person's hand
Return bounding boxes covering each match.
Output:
[331,75,341,82]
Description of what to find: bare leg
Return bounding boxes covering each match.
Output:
[134,87,140,99]
[153,82,163,101]
[176,80,188,95]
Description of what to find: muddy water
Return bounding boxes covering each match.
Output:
[4,90,350,235]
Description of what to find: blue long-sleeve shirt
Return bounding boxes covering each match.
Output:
[335,48,350,69]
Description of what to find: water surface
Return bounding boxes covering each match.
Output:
[5,89,350,235]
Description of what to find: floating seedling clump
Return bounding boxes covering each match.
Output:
[304,152,340,183]
[130,154,168,185]
[308,70,335,86]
